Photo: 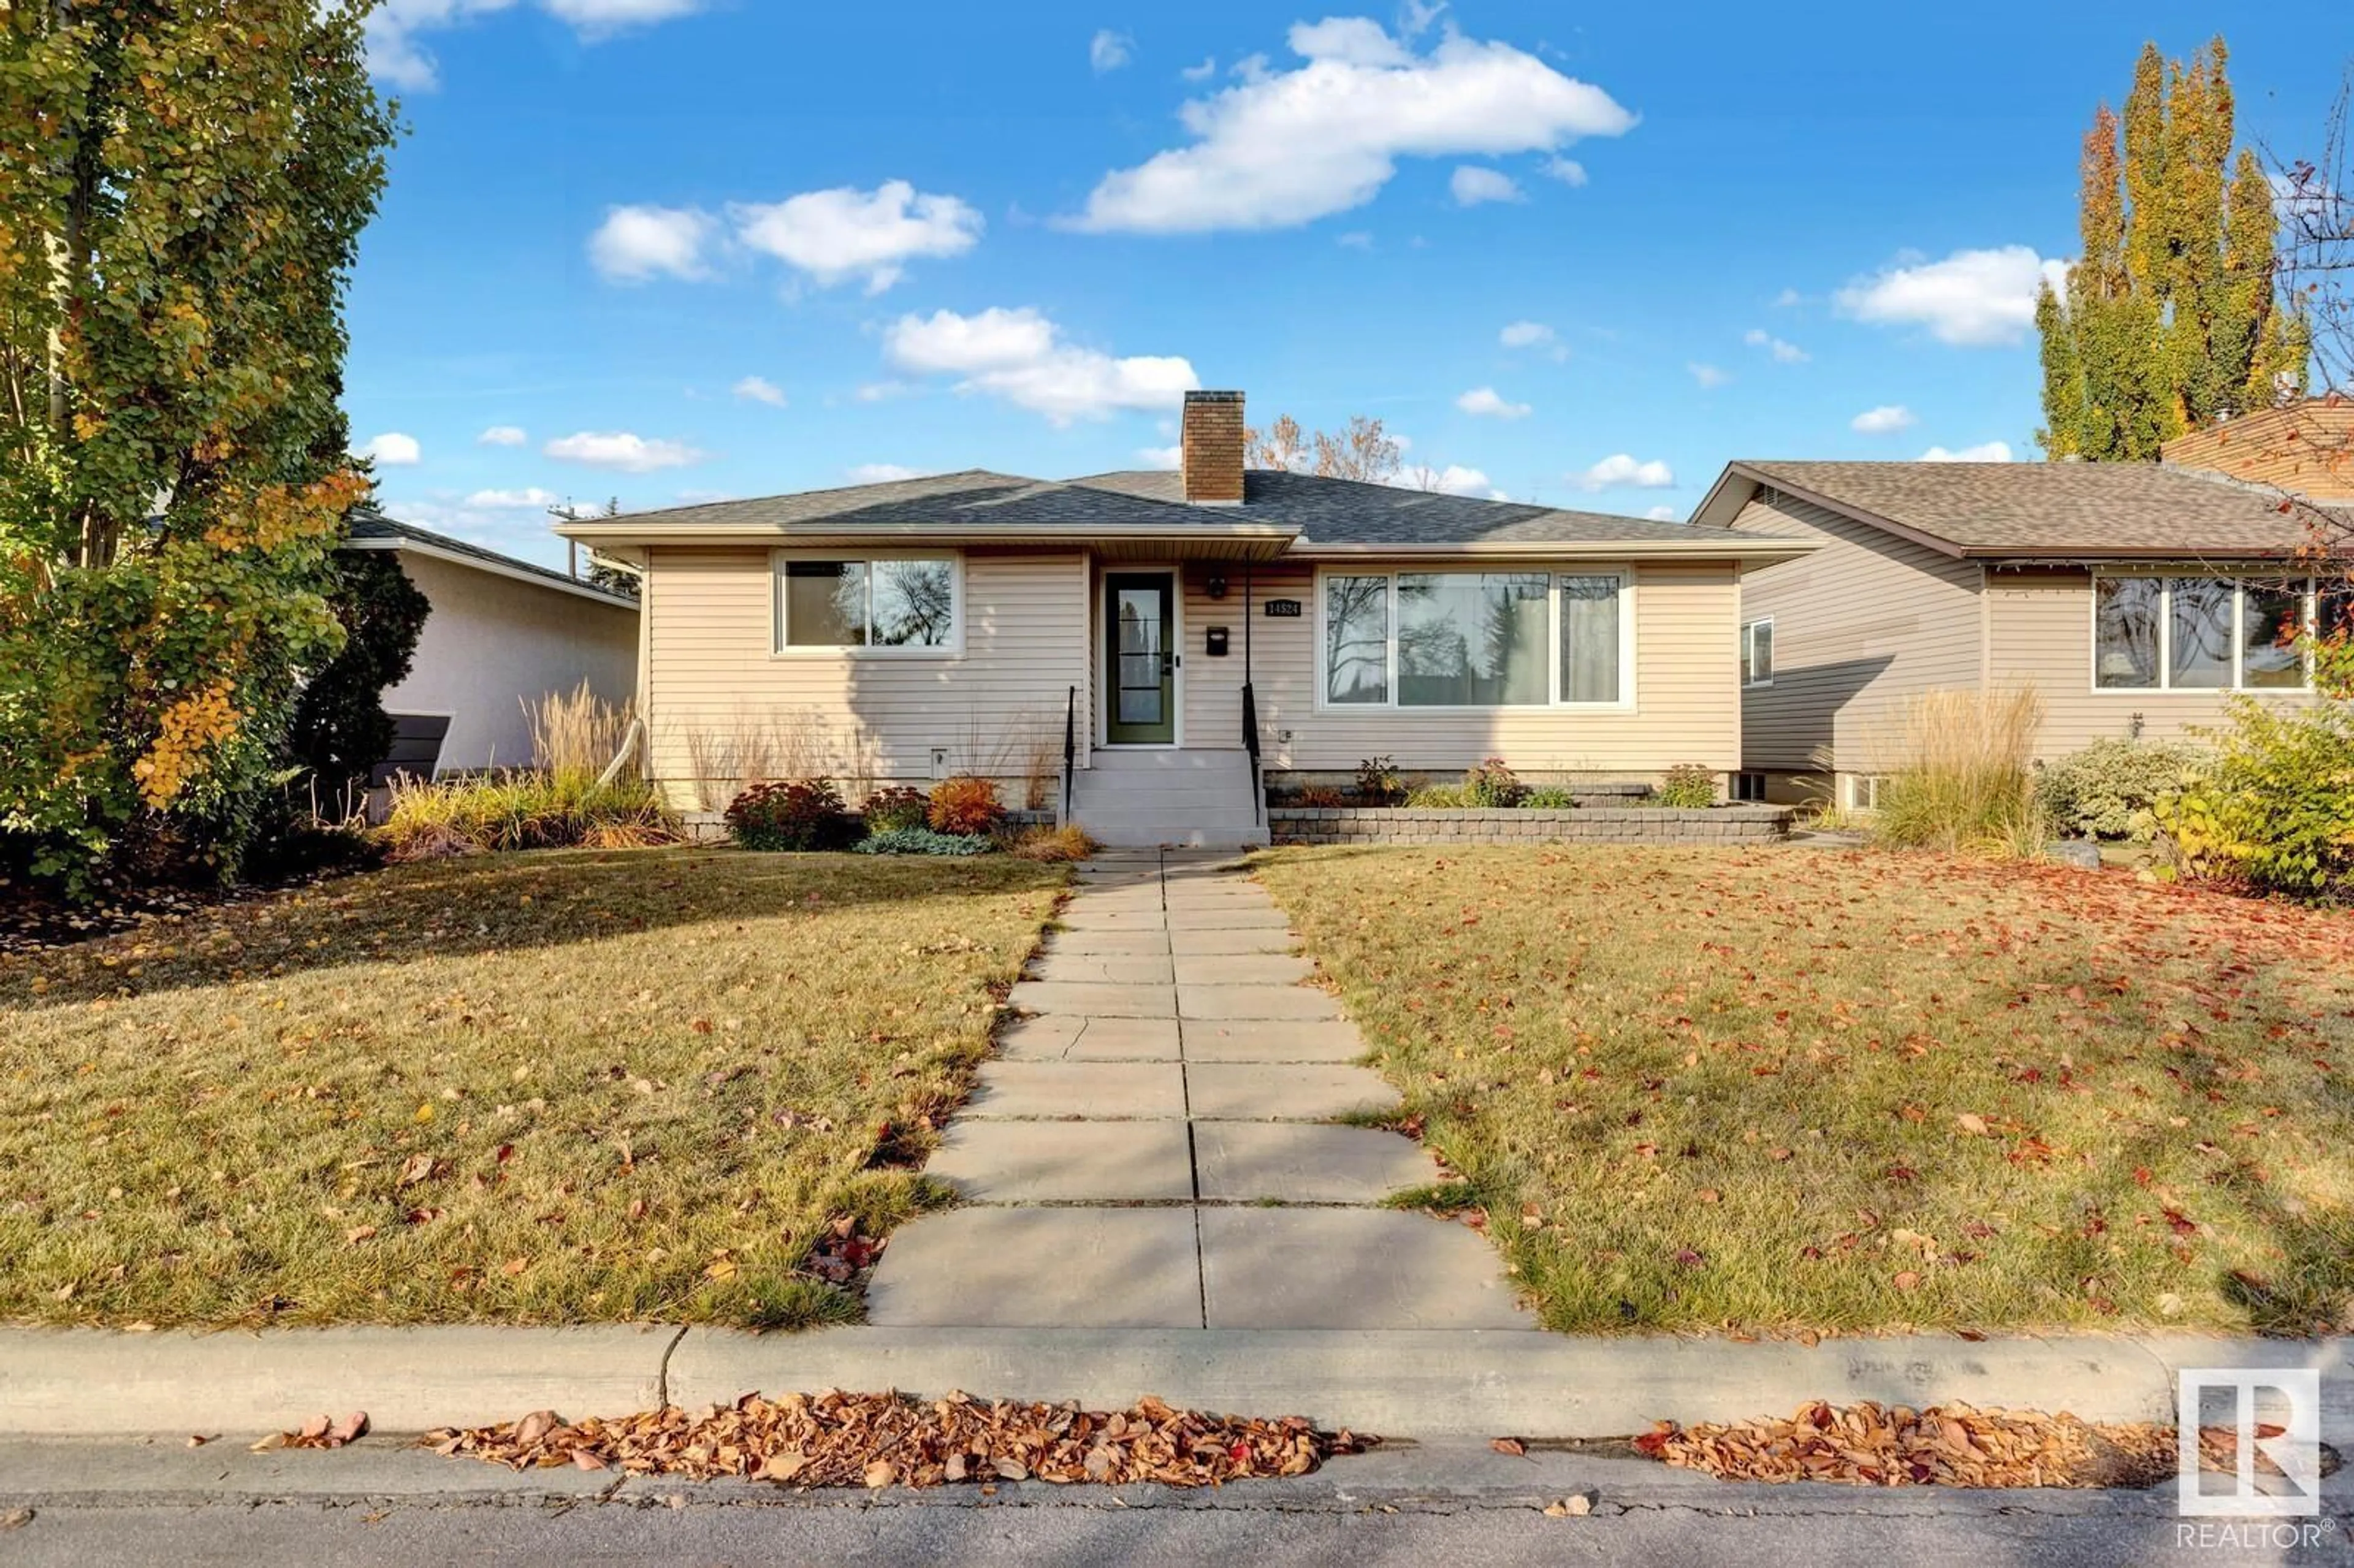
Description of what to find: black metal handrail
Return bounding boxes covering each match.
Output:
[1241,680,1262,826]
[1061,683,1077,823]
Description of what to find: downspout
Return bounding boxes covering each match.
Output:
[1243,560,1261,826]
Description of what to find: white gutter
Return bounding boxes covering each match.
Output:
[345,535,642,609]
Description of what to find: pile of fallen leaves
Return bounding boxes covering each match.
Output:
[1630,1401,2264,1489]
[426,1390,1371,1488]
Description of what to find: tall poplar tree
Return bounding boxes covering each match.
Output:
[2037,37,2307,460]
[0,2,395,884]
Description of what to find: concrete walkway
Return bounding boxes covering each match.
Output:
[864,849,1532,1331]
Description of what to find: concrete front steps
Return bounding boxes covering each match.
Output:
[1068,748,1269,849]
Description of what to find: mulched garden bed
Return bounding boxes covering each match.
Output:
[427,1390,1373,1488]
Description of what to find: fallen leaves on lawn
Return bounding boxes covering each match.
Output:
[1631,1400,2260,1489]
[425,1390,1373,1489]
[801,1216,883,1285]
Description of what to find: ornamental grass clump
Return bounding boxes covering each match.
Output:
[381,774,677,861]
[1873,688,2047,857]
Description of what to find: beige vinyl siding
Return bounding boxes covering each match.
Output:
[1984,567,2317,761]
[1188,557,1739,776]
[641,546,1089,802]
[1729,493,1983,773]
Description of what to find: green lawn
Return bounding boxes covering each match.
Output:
[0,848,1062,1328]
[1254,845,2354,1337]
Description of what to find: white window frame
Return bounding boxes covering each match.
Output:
[771,547,964,658]
[1311,564,1637,713]
[1848,774,1892,810]
[2086,570,2315,695]
[1740,617,1775,689]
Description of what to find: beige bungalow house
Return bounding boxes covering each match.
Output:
[553,391,1814,846]
[1694,460,2347,807]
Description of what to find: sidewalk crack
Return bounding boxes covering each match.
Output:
[654,1323,690,1410]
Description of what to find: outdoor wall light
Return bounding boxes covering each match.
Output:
[1205,573,1229,599]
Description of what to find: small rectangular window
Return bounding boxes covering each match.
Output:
[1740,619,1774,687]
[1323,575,1390,704]
[1559,575,1623,704]
[2241,581,2310,690]
[1733,771,1767,802]
[777,555,959,652]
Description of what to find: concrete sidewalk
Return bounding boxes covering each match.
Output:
[3,1322,2348,1442]
[863,847,1529,1331]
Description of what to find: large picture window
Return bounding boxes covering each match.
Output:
[1317,568,1631,709]
[775,554,959,652]
[2092,574,2312,691]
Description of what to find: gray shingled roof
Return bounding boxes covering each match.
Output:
[346,511,635,601]
[573,469,1228,533]
[567,465,1749,548]
[1733,460,2336,557]
[1070,469,1726,546]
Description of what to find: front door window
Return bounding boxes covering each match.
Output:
[1107,574,1175,744]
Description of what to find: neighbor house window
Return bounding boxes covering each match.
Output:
[1317,568,1631,709]
[2092,574,2312,691]
[776,554,959,652]
[1739,618,1775,688]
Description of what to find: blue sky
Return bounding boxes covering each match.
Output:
[343,1,2348,568]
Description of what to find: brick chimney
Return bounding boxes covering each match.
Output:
[1180,390,1245,505]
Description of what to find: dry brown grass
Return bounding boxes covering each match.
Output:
[0,848,1063,1328]
[1256,843,2354,1336]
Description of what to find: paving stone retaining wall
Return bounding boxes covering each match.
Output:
[1269,804,1796,846]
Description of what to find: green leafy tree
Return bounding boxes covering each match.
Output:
[284,542,432,813]
[0,1,395,884]
[2038,38,2307,460]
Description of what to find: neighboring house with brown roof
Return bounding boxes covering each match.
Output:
[2162,397,2354,501]
[1691,461,2345,807]
[344,514,640,781]
[554,391,1815,847]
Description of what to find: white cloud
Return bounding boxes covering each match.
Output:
[729,180,982,294]
[1834,245,2069,348]
[731,375,787,406]
[588,204,715,283]
[1644,504,1679,522]
[846,463,927,484]
[1137,444,1184,470]
[1181,55,1218,82]
[1336,230,1374,249]
[476,424,527,446]
[1430,464,1504,498]
[357,432,422,466]
[464,486,564,509]
[1743,327,1808,363]
[1498,319,1553,349]
[1069,20,1634,232]
[1771,286,1804,308]
[854,380,913,403]
[1450,166,1524,207]
[1687,362,1730,389]
[1920,440,2014,463]
[1575,453,1675,490]
[1091,28,1134,72]
[364,0,700,91]
[1541,156,1588,187]
[544,431,706,472]
[1456,386,1531,419]
[882,306,1198,425]
[1849,404,1918,435]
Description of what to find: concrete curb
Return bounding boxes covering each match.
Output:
[2,1326,2348,1441]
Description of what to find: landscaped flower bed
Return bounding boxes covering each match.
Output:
[1268,803,1795,845]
